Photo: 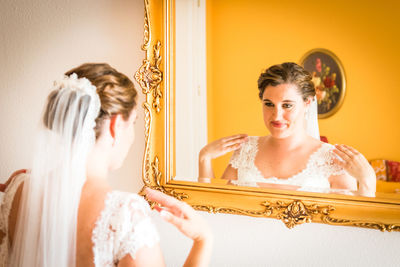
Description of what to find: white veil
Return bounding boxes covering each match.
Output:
[305,96,320,140]
[10,74,100,267]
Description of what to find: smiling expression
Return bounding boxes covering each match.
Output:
[262,83,310,139]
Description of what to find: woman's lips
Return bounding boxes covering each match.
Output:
[271,121,286,128]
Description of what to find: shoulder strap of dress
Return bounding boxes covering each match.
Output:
[92,191,159,265]
[313,143,345,176]
[229,136,259,169]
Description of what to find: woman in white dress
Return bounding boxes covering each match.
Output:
[198,62,375,197]
[0,63,212,266]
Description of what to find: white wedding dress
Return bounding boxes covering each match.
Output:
[0,173,159,267]
[229,136,345,192]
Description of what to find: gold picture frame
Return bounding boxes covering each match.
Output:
[135,0,400,232]
[300,48,346,119]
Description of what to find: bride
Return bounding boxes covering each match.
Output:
[198,62,376,197]
[0,63,212,266]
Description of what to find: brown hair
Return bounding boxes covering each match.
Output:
[43,89,92,139]
[257,62,315,101]
[65,63,138,138]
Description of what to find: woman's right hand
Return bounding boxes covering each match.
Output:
[145,188,212,242]
[144,188,213,267]
[199,134,248,161]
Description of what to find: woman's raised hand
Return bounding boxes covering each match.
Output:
[145,188,212,267]
[198,134,247,180]
[199,134,248,161]
[145,188,212,242]
[332,144,376,197]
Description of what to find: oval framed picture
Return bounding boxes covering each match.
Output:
[300,48,346,119]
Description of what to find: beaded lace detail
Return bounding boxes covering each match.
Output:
[92,191,159,267]
[0,180,159,267]
[229,136,344,192]
[0,173,27,267]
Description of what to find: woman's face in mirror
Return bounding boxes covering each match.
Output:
[262,83,308,139]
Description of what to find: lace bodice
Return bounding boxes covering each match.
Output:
[0,176,159,267]
[229,136,345,192]
[92,191,159,267]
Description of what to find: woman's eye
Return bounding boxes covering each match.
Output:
[282,103,293,108]
[264,102,274,107]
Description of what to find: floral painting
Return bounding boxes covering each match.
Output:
[301,49,346,118]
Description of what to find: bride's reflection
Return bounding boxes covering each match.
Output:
[198,62,376,197]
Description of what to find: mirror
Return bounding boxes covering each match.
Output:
[172,0,400,200]
[136,0,400,231]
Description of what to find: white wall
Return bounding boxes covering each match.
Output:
[0,0,145,191]
[1,1,399,266]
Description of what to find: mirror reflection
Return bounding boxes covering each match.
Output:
[173,0,400,200]
[198,62,375,197]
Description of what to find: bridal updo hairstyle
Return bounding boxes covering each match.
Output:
[257,62,315,101]
[65,63,138,138]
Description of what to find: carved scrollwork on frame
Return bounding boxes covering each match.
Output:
[192,202,274,217]
[194,200,400,231]
[135,0,164,191]
[135,41,163,113]
[141,102,152,186]
[141,0,151,51]
[149,42,163,113]
[275,201,315,228]
[151,156,189,201]
[193,200,333,229]
[136,0,185,203]
[272,201,335,229]
[322,216,400,232]
[140,156,188,206]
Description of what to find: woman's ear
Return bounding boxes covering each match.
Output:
[109,115,117,139]
[304,96,313,108]
[109,114,124,141]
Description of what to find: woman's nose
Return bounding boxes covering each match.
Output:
[272,107,283,120]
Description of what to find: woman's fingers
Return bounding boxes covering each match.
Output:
[334,145,367,167]
[221,143,243,154]
[219,134,248,153]
[159,209,185,228]
[200,134,248,160]
[145,188,209,241]
[333,146,351,162]
[332,157,345,168]
[145,188,180,206]
[334,144,356,159]
[158,207,205,241]
[222,136,248,148]
[145,188,191,216]
[222,134,248,142]
[342,144,360,155]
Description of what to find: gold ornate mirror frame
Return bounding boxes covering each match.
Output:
[135,0,400,232]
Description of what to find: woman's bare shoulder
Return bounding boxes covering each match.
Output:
[79,179,112,215]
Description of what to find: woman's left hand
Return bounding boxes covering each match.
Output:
[332,145,376,196]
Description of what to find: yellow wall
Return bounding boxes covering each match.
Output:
[206,0,400,177]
